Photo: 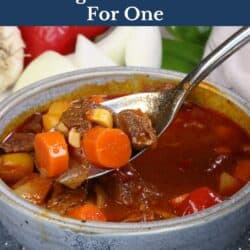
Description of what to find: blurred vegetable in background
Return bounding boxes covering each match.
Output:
[14,26,163,91]
[20,26,108,65]
[167,26,211,44]
[162,26,211,73]
[0,25,212,93]
[0,27,25,91]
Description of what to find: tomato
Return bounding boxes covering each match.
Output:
[19,26,109,65]
[170,187,223,216]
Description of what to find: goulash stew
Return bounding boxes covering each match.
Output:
[0,85,249,222]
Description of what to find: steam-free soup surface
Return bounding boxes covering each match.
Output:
[0,93,249,222]
[100,103,249,221]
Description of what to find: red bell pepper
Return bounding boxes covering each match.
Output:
[19,26,109,65]
[169,187,223,216]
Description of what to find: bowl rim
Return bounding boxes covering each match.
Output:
[0,66,249,235]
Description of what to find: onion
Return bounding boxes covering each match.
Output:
[125,27,162,68]
[67,35,116,68]
[14,51,76,91]
[97,27,133,65]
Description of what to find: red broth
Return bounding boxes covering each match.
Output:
[99,103,249,221]
[0,99,249,222]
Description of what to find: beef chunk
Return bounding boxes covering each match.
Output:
[116,109,157,150]
[46,183,87,215]
[60,98,94,134]
[0,133,35,153]
[99,164,161,208]
[20,113,43,133]
[56,159,89,189]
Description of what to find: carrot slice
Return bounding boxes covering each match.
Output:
[34,131,69,177]
[234,160,250,182]
[66,204,106,222]
[82,127,132,168]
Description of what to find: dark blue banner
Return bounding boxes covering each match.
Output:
[0,0,249,25]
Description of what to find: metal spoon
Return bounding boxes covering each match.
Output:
[88,26,250,179]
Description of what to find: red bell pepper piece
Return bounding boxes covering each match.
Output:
[169,187,223,216]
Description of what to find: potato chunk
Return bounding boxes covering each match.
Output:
[0,153,34,184]
[13,174,52,205]
[68,128,81,148]
[86,108,113,128]
[42,101,69,131]
[48,101,69,115]
[219,172,241,196]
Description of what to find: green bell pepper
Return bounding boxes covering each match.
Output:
[162,26,212,73]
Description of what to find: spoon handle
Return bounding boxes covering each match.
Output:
[178,26,250,93]
[158,27,250,135]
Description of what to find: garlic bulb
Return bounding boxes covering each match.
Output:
[0,26,25,91]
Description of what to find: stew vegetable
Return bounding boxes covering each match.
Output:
[0,86,249,222]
